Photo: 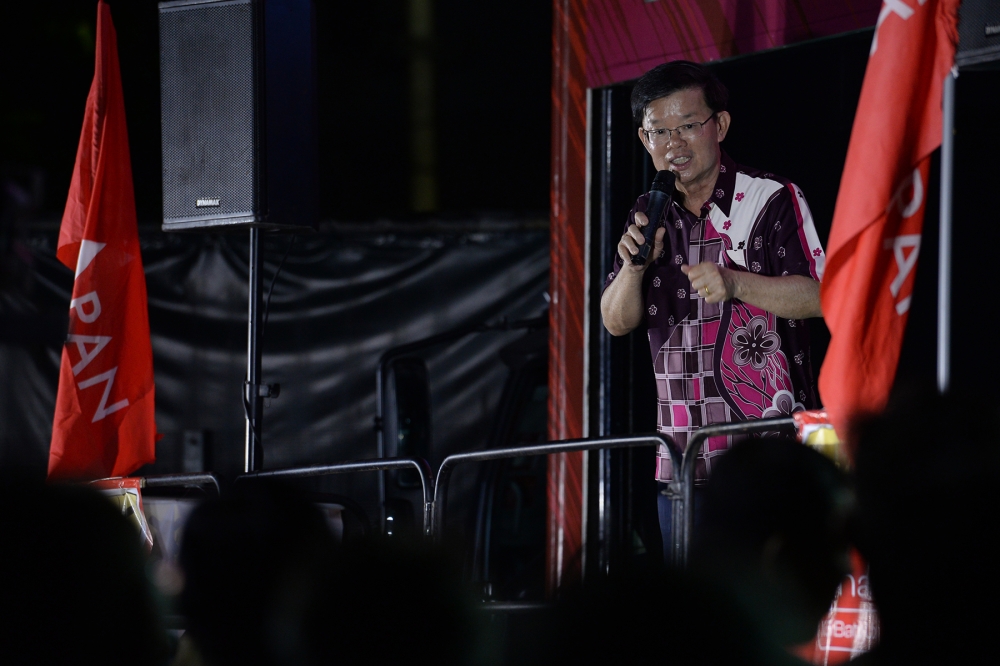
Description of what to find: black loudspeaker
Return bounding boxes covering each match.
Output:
[158,0,317,231]
[956,0,1000,67]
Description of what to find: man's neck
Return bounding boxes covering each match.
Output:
[677,154,722,215]
[676,173,719,216]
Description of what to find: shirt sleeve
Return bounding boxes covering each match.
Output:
[759,183,826,281]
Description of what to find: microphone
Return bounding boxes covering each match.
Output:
[631,170,676,266]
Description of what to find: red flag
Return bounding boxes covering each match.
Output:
[49,0,157,480]
[818,0,960,437]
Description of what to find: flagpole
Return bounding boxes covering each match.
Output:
[937,68,957,394]
[246,227,264,472]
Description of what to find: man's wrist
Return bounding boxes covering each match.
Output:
[725,267,744,301]
[623,259,650,276]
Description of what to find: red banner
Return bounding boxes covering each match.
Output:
[49,1,157,481]
[795,550,879,664]
[818,0,959,437]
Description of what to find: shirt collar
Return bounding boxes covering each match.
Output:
[704,150,737,219]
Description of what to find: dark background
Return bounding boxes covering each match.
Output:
[4,1,999,535]
[0,0,553,224]
[0,0,554,531]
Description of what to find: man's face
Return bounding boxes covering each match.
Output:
[638,87,730,196]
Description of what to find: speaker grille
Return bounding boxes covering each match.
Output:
[957,0,1000,66]
[160,0,257,222]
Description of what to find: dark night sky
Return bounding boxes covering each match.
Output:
[0,0,552,224]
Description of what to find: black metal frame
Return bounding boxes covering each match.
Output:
[236,457,435,535]
[477,601,550,613]
[431,434,677,542]
[142,472,222,496]
[245,228,264,473]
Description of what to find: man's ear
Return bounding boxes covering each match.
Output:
[637,126,654,156]
[716,111,731,142]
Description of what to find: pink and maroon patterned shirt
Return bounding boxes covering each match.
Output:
[603,151,826,483]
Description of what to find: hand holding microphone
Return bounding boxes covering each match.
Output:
[631,170,676,265]
[618,170,676,269]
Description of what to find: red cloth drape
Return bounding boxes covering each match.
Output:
[49,0,157,480]
[818,0,960,438]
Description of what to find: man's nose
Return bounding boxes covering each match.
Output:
[665,130,686,147]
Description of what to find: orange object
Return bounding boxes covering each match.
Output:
[793,410,847,467]
[818,0,960,437]
[48,1,157,481]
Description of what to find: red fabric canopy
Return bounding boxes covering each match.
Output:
[584,0,881,88]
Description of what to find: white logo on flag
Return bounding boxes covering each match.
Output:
[67,334,112,376]
[77,367,129,422]
[871,0,927,55]
[70,291,102,323]
[883,235,921,315]
[75,240,106,278]
[889,168,924,219]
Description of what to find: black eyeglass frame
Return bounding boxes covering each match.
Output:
[641,113,716,144]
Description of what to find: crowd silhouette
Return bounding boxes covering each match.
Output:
[1,389,995,665]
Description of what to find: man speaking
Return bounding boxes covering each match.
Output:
[600,61,826,549]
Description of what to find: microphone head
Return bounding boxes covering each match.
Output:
[651,170,676,194]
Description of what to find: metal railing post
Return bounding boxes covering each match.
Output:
[673,417,797,568]
[236,457,435,535]
[938,67,957,393]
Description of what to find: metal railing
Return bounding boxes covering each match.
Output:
[89,472,222,496]
[477,601,550,613]
[664,416,797,567]
[236,457,435,535]
[431,434,677,540]
[228,417,798,567]
[142,472,222,496]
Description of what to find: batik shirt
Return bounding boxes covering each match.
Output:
[603,152,826,483]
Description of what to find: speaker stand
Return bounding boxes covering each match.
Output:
[244,227,265,472]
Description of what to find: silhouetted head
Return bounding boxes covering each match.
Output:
[178,481,336,666]
[515,571,786,666]
[853,389,1000,661]
[0,480,167,666]
[694,437,853,646]
[267,539,479,666]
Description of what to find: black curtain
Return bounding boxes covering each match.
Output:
[0,225,548,516]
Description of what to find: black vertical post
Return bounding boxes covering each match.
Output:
[596,87,614,576]
[245,227,264,472]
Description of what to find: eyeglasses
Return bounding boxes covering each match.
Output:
[641,114,716,147]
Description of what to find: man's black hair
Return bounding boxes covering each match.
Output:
[630,60,729,125]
